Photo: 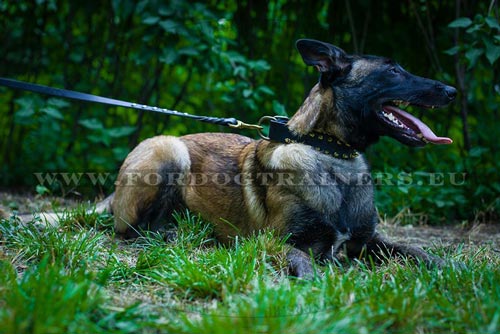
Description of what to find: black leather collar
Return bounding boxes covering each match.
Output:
[268,117,359,160]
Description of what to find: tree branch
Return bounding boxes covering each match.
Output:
[344,0,359,53]
[453,0,471,152]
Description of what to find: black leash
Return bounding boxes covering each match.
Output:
[0,77,359,159]
[0,77,252,128]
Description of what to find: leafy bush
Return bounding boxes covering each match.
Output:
[373,11,499,223]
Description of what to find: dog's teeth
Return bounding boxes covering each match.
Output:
[401,102,410,107]
[383,110,414,129]
[382,111,406,128]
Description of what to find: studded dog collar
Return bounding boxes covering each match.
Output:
[267,117,360,160]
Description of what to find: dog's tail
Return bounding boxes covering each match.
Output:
[1,193,114,226]
[94,193,114,216]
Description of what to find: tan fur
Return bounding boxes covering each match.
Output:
[348,59,382,81]
[181,133,255,241]
[112,136,190,233]
[176,134,306,242]
[287,84,349,142]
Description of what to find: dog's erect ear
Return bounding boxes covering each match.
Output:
[296,39,351,79]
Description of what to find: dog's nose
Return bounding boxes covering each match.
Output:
[443,85,457,100]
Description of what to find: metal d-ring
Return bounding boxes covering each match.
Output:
[256,116,277,140]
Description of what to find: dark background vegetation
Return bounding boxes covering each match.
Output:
[0,0,498,224]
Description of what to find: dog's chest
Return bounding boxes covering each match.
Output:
[264,143,376,245]
[309,158,375,231]
[266,143,374,210]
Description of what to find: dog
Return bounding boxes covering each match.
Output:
[105,39,457,277]
[21,39,459,278]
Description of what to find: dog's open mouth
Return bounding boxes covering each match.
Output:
[377,101,452,145]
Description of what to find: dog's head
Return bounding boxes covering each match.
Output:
[289,39,456,150]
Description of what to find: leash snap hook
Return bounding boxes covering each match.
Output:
[228,120,264,131]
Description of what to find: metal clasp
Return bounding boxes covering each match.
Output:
[228,115,288,141]
[228,120,263,131]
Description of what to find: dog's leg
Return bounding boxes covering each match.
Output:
[363,232,446,268]
[286,247,316,279]
[282,204,346,279]
[112,136,190,238]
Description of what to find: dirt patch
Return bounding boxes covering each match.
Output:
[0,191,84,213]
[379,222,500,250]
[2,191,500,250]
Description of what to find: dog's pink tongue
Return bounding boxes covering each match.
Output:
[383,105,453,144]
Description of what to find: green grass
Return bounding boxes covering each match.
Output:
[0,209,499,334]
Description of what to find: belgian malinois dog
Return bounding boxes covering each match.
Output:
[104,39,457,277]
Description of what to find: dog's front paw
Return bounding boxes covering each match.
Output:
[159,227,178,243]
[425,254,467,271]
[287,247,316,280]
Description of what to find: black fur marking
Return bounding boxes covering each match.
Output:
[285,205,338,261]
[133,162,186,237]
[252,141,272,214]
[363,232,446,268]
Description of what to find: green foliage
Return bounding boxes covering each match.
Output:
[373,166,468,224]
[103,212,286,299]
[2,207,499,333]
[0,259,100,334]
[0,215,106,268]
[369,9,499,223]
[0,258,147,334]
[0,0,278,194]
[172,210,215,249]
[446,14,500,66]
[0,0,498,223]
